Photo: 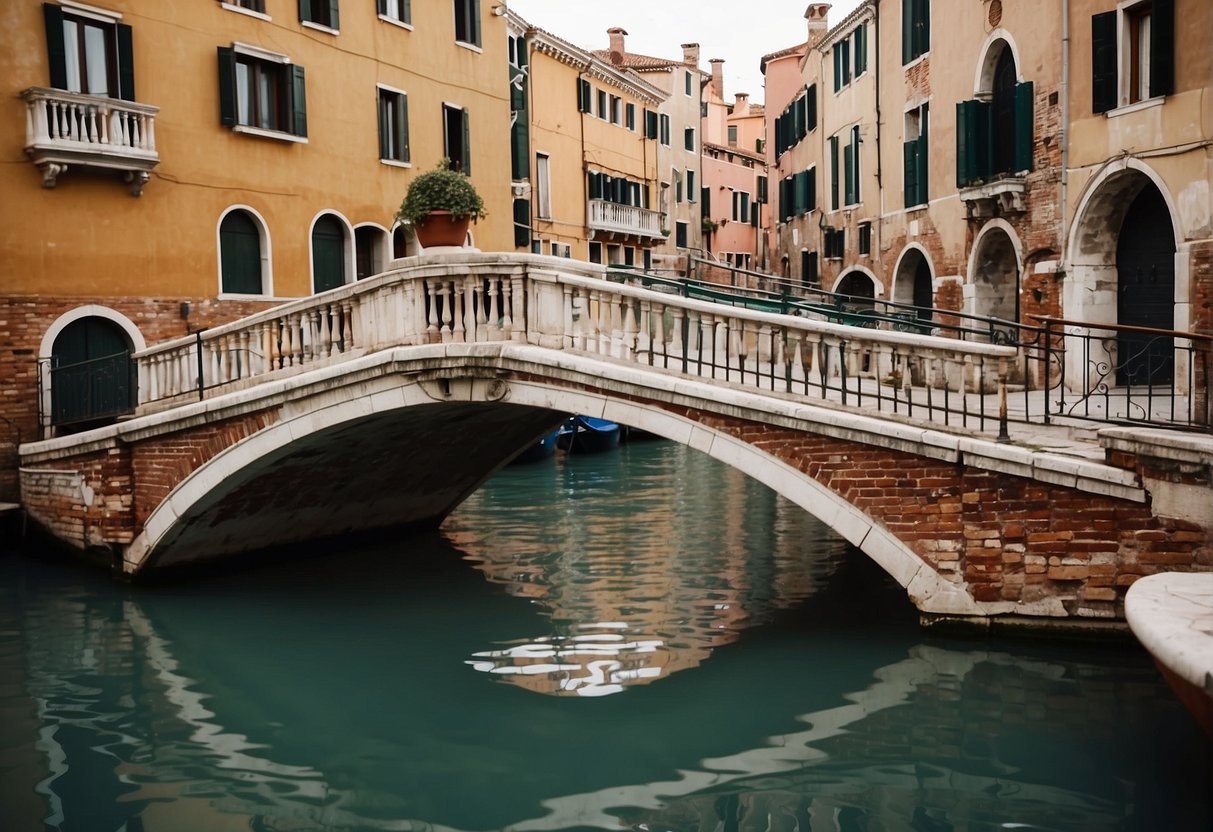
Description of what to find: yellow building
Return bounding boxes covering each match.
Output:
[0,0,511,492]
[509,13,667,266]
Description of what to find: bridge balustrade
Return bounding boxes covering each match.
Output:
[133,254,1021,435]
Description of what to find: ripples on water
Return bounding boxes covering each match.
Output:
[0,440,1209,832]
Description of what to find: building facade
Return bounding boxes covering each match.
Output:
[0,0,511,498]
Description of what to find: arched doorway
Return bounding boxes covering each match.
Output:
[970,226,1019,324]
[1116,185,1175,384]
[51,316,135,430]
[835,271,876,306]
[892,248,934,321]
[219,209,264,295]
[312,214,348,293]
[991,46,1017,177]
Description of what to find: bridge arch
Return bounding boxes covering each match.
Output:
[125,358,978,616]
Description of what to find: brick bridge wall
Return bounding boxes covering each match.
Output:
[17,369,1212,621]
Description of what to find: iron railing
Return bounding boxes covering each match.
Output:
[49,350,137,427]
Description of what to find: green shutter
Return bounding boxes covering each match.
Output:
[579,78,591,113]
[808,84,817,130]
[43,3,67,90]
[290,64,307,137]
[917,134,928,206]
[400,93,409,161]
[328,0,340,29]
[513,198,530,248]
[1150,0,1173,98]
[116,23,135,101]
[757,175,767,204]
[901,0,913,64]
[904,140,919,207]
[829,135,839,210]
[377,0,387,14]
[1013,81,1034,173]
[919,0,930,57]
[1091,12,1117,113]
[510,72,526,111]
[217,47,236,126]
[378,93,389,158]
[461,107,471,176]
[298,0,308,22]
[807,167,816,211]
[644,109,657,139]
[855,24,866,74]
[956,99,989,187]
[851,126,861,203]
[511,115,528,180]
[702,186,711,213]
[843,141,854,205]
[833,45,842,93]
[470,0,481,46]
[841,39,851,86]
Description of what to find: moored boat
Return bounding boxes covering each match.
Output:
[556,416,622,455]
[510,428,561,464]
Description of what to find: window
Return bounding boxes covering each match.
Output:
[687,169,696,201]
[659,113,671,146]
[355,226,385,280]
[833,38,850,91]
[624,247,635,266]
[684,127,695,152]
[834,24,867,91]
[443,103,471,174]
[513,198,531,247]
[773,85,816,158]
[685,70,692,95]
[379,0,410,25]
[732,191,751,223]
[858,222,872,255]
[218,46,307,138]
[299,0,338,30]
[957,60,1033,187]
[727,125,738,146]
[610,95,621,125]
[801,250,818,286]
[536,153,551,219]
[905,103,928,206]
[824,227,845,259]
[829,135,840,210]
[220,209,264,294]
[674,169,682,203]
[1092,0,1173,113]
[644,108,658,139]
[757,175,769,204]
[578,78,592,113]
[625,103,636,131]
[228,0,266,11]
[597,89,608,119]
[378,86,409,163]
[902,0,930,64]
[844,125,860,206]
[589,242,602,263]
[675,221,688,248]
[454,0,480,47]
[43,4,134,100]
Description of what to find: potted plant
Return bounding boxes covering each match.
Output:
[396,158,486,249]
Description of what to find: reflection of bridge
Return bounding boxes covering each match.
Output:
[18,253,1212,624]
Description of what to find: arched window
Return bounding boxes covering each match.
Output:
[836,271,876,306]
[991,47,1017,176]
[312,214,347,292]
[219,209,264,295]
[51,317,135,429]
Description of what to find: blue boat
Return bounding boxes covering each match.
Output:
[510,428,560,464]
[556,416,622,455]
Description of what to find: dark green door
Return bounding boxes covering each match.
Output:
[220,210,262,294]
[1116,186,1174,385]
[312,215,346,293]
[51,317,134,427]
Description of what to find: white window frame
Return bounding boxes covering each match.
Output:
[376,83,410,167]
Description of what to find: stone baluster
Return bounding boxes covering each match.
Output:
[438,282,453,342]
[596,290,610,355]
[237,330,250,379]
[734,319,748,383]
[636,299,652,364]
[509,276,525,342]
[451,280,466,343]
[461,276,476,342]
[473,278,487,342]
[651,300,666,365]
[485,276,499,340]
[425,280,440,342]
[622,298,638,361]
[670,306,684,366]
[321,305,335,357]
[561,285,575,350]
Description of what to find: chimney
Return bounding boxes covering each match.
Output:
[805,3,831,46]
[709,58,725,99]
[608,27,627,66]
[681,42,700,67]
[734,92,750,116]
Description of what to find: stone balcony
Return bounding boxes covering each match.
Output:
[587,199,666,241]
[22,87,160,196]
[959,176,1025,220]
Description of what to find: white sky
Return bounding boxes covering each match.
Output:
[506,0,863,106]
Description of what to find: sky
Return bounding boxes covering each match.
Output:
[506,0,863,106]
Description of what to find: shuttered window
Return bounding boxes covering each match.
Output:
[453,0,480,46]
[512,198,530,248]
[902,0,930,64]
[299,0,339,29]
[44,3,135,100]
[378,0,410,25]
[378,87,409,163]
[443,104,471,175]
[829,135,840,210]
[218,46,307,138]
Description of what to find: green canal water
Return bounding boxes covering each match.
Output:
[1,440,1209,831]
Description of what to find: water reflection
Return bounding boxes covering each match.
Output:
[449,442,845,696]
[0,441,1208,831]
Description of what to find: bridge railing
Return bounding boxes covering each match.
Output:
[131,253,1206,438]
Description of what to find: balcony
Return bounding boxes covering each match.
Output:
[22,87,160,196]
[587,200,666,241]
[959,176,1026,220]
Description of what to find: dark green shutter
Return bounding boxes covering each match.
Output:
[461,107,471,176]
[1150,0,1173,98]
[377,0,387,14]
[644,109,657,139]
[901,0,913,64]
[757,175,767,204]
[841,39,850,86]
[1013,81,1034,173]
[807,168,816,211]
[808,84,817,130]
[217,47,236,126]
[579,78,591,112]
[220,212,262,294]
[470,0,481,46]
[829,135,839,210]
[400,93,409,161]
[513,198,530,247]
[328,0,340,29]
[917,134,928,205]
[43,3,67,90]
[956,99,990,187]
[855,24,866,74]
[833,45,842,93]
[298,0,309,22]
[918,0,929,57]
[1091,12,1117,113]
[904,141,918,207]
[511,115,528,180]
[116,23,135,101]
[404,0,411,23]
[852,126,861,203]
[843,141,854,205]
[290,64,307,137]
[378,93,389,158]
[510,73,526,110]
[702,187,711,213]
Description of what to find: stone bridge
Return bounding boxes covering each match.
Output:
[18,254,1213,626]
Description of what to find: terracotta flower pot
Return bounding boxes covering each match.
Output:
[414,211,472,248]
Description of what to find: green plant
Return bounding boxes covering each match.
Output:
[701,217,719,233]
[395,158,486,226]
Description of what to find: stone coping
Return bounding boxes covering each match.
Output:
[1125,572,1213,695]
[1100,427,1213,465]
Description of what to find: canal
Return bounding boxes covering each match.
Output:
[0,440,1209,831]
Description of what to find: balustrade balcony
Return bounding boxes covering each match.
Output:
[587,199,665,240]
[22,87,160,196]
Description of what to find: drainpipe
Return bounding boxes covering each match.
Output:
[873,1,884,278]
[1059,0,1070,261]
